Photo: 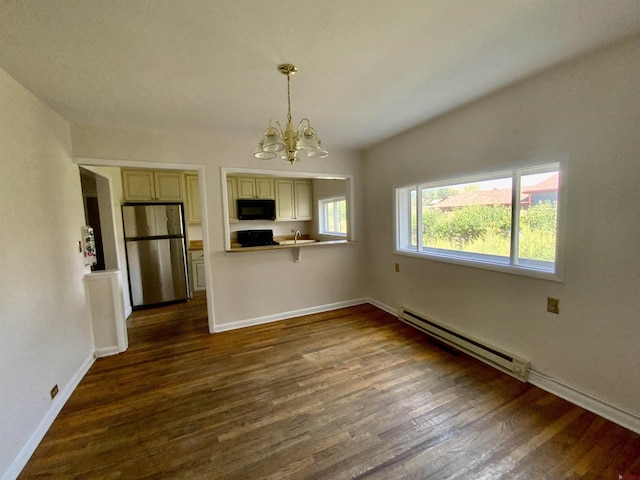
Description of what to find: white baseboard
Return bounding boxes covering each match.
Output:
[366,297,397,316]
[2,353,95,480]
[528,370,640,435]
[213,297,369,333]
[94,346,120,358]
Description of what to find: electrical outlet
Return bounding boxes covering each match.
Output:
[50,384,59,400]
[394,263,400,273]
[547,297,559,314]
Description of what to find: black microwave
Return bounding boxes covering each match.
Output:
[237,199,276,220]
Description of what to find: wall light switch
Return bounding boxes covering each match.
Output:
[394,263,400,273]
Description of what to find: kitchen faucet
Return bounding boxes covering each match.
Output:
[291,228,302,244]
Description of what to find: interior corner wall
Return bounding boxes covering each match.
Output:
[0,67,94,476]
[363,36,640,418]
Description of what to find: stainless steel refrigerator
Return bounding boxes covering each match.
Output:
[122,203,189,308]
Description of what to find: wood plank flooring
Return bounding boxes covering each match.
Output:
[19,298,640,479]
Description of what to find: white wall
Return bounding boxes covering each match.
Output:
[364,36,640,418]
[0,68,94,475]
[70,126,367,325]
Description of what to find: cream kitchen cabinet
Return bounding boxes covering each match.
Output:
[184,174,201,223]
[294,180,312,220]
[122,169,183,202]
[236,177,274,199]
[275,179,312,221]
[190,250,206,293]
[227,177,238,222]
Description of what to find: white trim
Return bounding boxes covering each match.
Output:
[94,347,120,358]
[220,166,351,180]
[528,370,640,435]
[73,156,202,171]
[394,248,563,282]
[213,298,369,332]
[366,297,397,316]
[2,354,95,480]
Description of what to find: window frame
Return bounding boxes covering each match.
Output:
[394,158,567,281]
[318,195,348,237]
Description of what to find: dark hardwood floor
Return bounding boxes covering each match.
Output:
[19,298,640,479]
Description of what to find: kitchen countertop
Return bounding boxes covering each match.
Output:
[194,237,355,252]
[189,240,203,251]
[226,239,354,252]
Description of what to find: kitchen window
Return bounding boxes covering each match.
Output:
[319,196,347,236]
[395,161,564,280]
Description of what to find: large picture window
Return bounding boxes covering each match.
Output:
[395,162,563,279]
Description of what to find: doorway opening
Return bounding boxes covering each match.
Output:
[79,167,119,271]
[75,160,214,335]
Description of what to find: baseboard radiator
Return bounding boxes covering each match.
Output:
[398,307,530,382]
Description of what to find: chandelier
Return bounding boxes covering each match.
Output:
[254,64,328,164]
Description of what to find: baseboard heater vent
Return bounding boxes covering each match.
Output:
[398,307,529,382]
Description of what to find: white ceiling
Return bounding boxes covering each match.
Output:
[1,0,640,150]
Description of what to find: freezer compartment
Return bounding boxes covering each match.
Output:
[126,238,188,307]
[123,204,184,238]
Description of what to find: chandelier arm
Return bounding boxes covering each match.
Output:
[297,118,312,134]
[268,119,284,136]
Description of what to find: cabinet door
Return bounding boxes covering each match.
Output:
[255,178,275,199]
[193,260,206,291]
[185,174,201,223]
[122,170,155,201]
[275,180,295,220]
[294,180,312,220]
[154,172,183,201]
[227,177,238,221]
[237,178,256,198]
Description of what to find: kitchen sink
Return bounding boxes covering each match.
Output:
[278,239,318,246]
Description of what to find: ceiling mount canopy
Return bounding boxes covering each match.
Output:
[254,63,328,165]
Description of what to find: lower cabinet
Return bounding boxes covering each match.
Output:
[190,251,206,293]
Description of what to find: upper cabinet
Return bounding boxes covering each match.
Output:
[184,174,201,224]
[275,179,312,221]
[122,169,183,202]
[227,175,312,222]
[227,177,238,222]
[294,180,312,220]
[237,177,274,199]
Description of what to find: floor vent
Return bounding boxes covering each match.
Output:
[399,307,529,382]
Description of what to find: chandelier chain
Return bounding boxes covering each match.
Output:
[286,72,292,123]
